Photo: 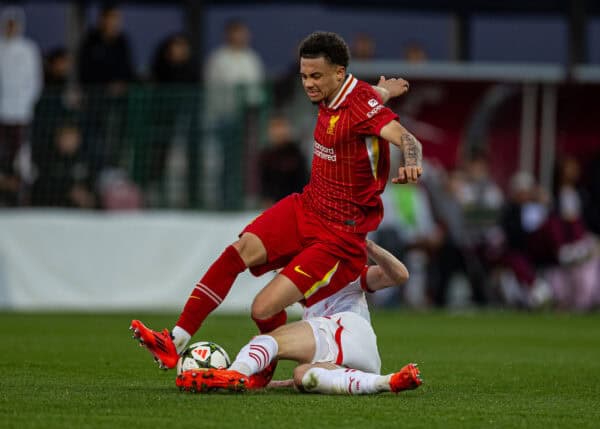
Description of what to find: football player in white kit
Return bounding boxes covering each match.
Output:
[176,240,422,394]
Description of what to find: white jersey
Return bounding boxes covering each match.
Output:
[302,276,371,323]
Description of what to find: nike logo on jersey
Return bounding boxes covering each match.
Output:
[294,265,312,278]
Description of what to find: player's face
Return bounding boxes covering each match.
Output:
[300,57,345,105]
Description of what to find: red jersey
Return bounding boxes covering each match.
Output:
[301,74,398,233]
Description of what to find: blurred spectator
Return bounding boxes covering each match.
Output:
[403,41,428,63]
[31,124,95,208]
[32,47,82,193]
[351,33,376,60]
[44,47,72,86]
[0,6,42,206]
[543,157,600,311]
[152,33,197,83]
[204,19,265,209]
[582,153,600,235]
[258,115,308,207]
[204,19,264,118]
[272,56,300,111]
[78,3,134,88]
[134,33,199,205]
[458,150,504,227]
[498,172,552,308]
[453,150,504,299]
[98,168,142,210]
[425,167,489,308]
[78,3,135,173]
[373,160,442,308]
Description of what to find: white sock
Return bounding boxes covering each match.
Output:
[301,367,390,395]
[171,326,191,354]
[229,335,278,376]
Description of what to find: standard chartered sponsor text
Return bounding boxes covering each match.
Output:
[314,140,337,161]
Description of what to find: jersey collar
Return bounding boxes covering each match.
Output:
[327,74,358,110]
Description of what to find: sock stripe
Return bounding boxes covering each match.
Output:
[250,344,269,365]
[194,283,223,305]
[248,352,263,367]
[348,376,356,394]
[196,282,223,302]
[194,287,220,305]
[176,245,245,336]
[334,320,344,365]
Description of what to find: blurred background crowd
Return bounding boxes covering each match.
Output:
[1,1,599,311]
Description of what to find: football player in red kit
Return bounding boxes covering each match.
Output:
[131,32,422,382]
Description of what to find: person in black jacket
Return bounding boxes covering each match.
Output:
[31,124,95,208]
[77,3,135,172]
[258,115,308,207]
[78,4,134,86]
[133,34,199,205]
[151,34,197,84]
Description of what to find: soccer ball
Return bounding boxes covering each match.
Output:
[176,341,231,375]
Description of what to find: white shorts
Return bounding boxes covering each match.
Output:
[305,311,381,374]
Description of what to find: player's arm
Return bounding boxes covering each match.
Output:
[379,120,423,184]
[364,240,409,291]
[372,76,409,104]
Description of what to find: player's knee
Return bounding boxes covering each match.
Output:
[250,296,275,321]
[233,233,267,267]
[293,364,312,390]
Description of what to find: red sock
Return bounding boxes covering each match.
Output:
[176,245,246,335]
[253,310,287,334]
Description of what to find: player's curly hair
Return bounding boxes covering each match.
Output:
[298,31,350,67]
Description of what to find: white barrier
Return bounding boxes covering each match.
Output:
[0,210,278,311]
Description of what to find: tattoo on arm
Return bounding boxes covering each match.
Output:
[396,148,405,167]
[400,133,422,167]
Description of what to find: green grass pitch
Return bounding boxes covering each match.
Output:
[1,311,599,428]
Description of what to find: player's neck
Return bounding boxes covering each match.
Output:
[325,74,348,106]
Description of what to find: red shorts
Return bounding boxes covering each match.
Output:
[241,193,367,306]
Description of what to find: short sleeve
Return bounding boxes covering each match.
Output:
[349,86,398,136]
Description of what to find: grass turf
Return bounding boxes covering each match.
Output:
[1,311,599,428]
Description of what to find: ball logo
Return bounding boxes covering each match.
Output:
[368,99,379,107]
[193,347,210,361]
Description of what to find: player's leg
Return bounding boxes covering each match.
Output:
[174,232,266,345]
[242,233,366,382]
[248,240,359,335]
[251,273,304,327]
[179,314,332,392]
[130,232,265,368]
[231,320,315,385]
[249,199,367,334]
[335,312,382,374]
[177,320,315,392]
[295,312,421,394]
[238,273,305,385]
[294,363,422,395]
[131,195,302,369]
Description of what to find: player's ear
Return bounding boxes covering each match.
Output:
[336,65,346,81]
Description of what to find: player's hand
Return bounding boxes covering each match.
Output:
[377,76,410,99]
[392,166,422,184]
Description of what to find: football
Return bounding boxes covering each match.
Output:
[176,341,231,375]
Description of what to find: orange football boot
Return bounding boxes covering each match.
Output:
[389,363,423,393]
[130,319,179,369]
[176,368,249,393]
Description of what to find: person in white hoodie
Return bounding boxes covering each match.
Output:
[204,20,265,209]
[0,6,42,205]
